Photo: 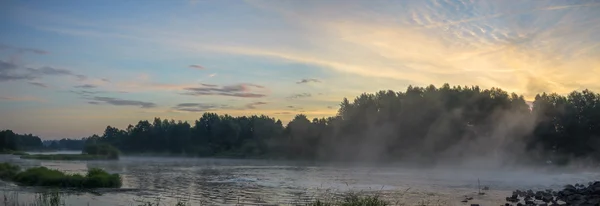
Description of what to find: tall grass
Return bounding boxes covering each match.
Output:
[2,191,64,206]
[307,193,389,206]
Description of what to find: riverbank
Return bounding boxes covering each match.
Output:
[20,153,118,160]
[0,190,392,206]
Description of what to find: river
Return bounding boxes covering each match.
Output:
[1,152,600,205]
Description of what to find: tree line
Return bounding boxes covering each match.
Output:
[1,130,44,151]
[80,84,600,165]
[0,130,85,152]
[3,83,600,165]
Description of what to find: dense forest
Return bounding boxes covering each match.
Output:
[3,84,600,165]
[79,84,600,165]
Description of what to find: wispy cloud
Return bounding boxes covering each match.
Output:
[200,83,218,87]
[296,78,320,84]
[27,66,87,80]
[1,60,87,82]
[421,2,600,29]
[183,83,267,98]
[0,60,33,81]
[0,95,45,102]
[74,84,96,89]
[189,64,205,70]
[90,96,156,108]
[287,93,311,99]
[172,103,230,112]
[28,82,48,88]
[245,101,267,109]
[69,90,107,97]
[0,43,49,55]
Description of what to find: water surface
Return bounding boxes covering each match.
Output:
[2,153,599,205]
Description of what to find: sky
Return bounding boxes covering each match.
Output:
[1,0,599,139]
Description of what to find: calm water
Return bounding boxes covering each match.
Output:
[2,152,600,205]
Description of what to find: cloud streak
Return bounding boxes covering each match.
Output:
[1,60,87,82]
[28,82,48,88]
[245,101,267,109]
[74,84,97,89]
[189,64,205,70]
[287,93,311,99]
[0,43,49,55]
[90,96,156,108]
[0,95,45,102]
[296,78,320,84]
[172,103,230,112]
[182,83,267,98]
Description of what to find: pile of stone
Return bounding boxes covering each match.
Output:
[504,181,600,206]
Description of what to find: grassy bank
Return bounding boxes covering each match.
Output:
[20,154,116,160]
[0,150,29,155]
[0,163,121,188]
[17,143,120,161]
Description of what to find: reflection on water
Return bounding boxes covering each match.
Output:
[1,154,600,205]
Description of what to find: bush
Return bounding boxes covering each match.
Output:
[1,163,121,188]
[0,162,20,180]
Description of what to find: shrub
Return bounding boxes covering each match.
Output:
[84,168,122,188]
[0,162,20,180]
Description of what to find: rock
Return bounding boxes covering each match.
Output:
[461,199,468,203]
[542,195,553,203]
[562,190,574,196]
[527,189,534,196]
[586,197,600,205]
[470,204,479,206]
[506,181,600,206]
[535,194,543,200]
[506,196,519,203]
[593,185,600,194]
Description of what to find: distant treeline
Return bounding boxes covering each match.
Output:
[0,130,85,152]
[79,84,600,165]
[4,84,600,165]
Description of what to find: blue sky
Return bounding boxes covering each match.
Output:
[1,0,599,139]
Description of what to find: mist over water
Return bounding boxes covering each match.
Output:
[2,153,599,205]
